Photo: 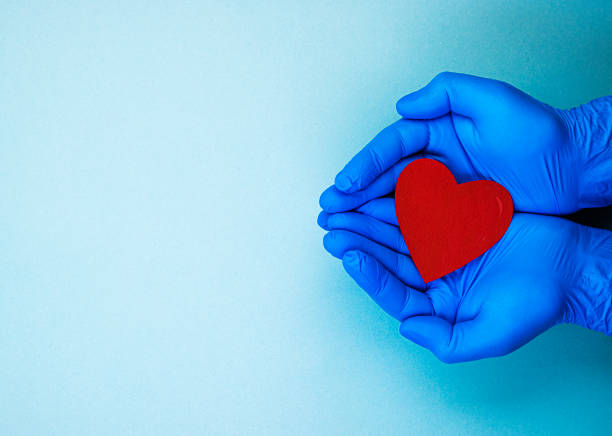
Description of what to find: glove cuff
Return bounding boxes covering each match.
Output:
[562,225,612,335]
[558,96,612,208]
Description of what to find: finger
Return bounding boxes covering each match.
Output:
[334,119,429,193]
[396,72,517,121]
[356,198,398,226]
[325,212,408,254]
[317,210,330,230]
[399,274,564,363]
[399,316,454,362]
[323,230,425,290]
[320,157,415,213]
[399,313,531,364]
[342,250,433,320]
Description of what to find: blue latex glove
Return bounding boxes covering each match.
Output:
[320,73,612,215]
[318,201,612,362]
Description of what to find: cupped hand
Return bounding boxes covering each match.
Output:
[318,200,594,362]
[321,72,586,215]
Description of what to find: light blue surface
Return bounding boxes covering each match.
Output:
[2,1,612,434]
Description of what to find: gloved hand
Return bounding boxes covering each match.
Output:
[320,73,612,215]
[318,200,612,362]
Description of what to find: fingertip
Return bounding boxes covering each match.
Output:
[395,95,410,116]
[323,230,358,259]
[399,318,419,340]
[334,172,354,193]
[322,231,333,252]
[318,187,331,210]
[322,231,343,258]
[319,185,363,213]
[400,317,454,362]
[400,316,447,343]
[319,186,342,211]
[396,91,424,117]
[317,211,330,230]
[342,250,376,289]
[342,250,361,269]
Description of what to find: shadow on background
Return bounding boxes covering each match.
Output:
[420,206,612,410]
[432,206,612,408]
[405,206,612,423]
[425,326,612,403]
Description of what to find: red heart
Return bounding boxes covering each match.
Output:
[395,158,513,283]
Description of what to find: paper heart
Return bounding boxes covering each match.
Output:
[395,158,513,283]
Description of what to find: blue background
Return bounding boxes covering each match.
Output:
[2,1,612,434]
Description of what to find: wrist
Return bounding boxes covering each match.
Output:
[558,96,612,208]
[563,225,612,335]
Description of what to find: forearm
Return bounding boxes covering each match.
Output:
[561,96,612,208]
[563,225,612,335]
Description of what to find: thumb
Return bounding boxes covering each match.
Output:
[400,313,529,363]
[399,316,454,362]
[396,72,511,120]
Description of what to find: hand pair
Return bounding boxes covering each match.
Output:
[318,73,612,362]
